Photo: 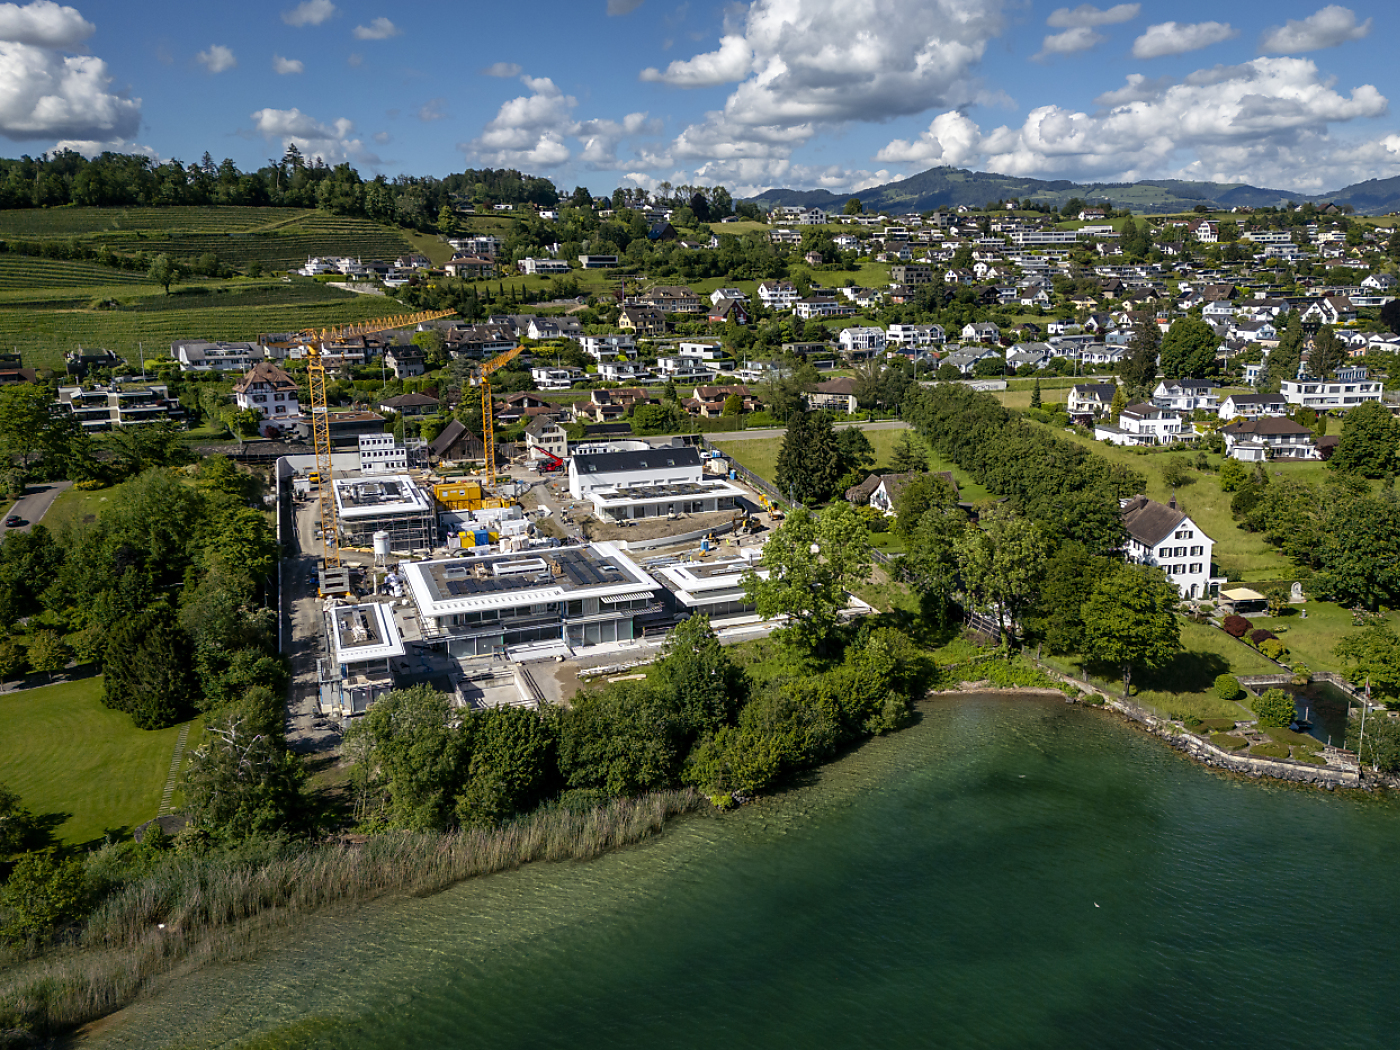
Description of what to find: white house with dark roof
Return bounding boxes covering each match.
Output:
[234,362,300,422]
[1217,392,1287,421]
[568,445,704,500]
[1222,418,1318,460]
[1094,403,1186,446]
[1067,382,1119,420]
[1152,380,1218,414]
[1121,494,1223,599]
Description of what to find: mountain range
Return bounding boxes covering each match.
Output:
[743,166,1400,216]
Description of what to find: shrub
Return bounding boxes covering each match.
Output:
[1258,639,1289,662]
[73,479,107,491]
[1249,628,1277,646]
[1214,673,1244,701]
[1252,687,1296,728]
[1222,615,1252,638]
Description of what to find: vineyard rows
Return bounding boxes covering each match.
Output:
[0,257,153,288]
[0,206,319,237]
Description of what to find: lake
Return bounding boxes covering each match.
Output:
[84,694,1400,1049]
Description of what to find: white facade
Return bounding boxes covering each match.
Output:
[839,327,887,353]
[519,258,570,275]
[1152,380,1219,413]
[530,366,585,390]
[1095,403,1186,447]
[1122,496,1221,599]
[568,446,704,501]
[757,281,799,309]
[1280,368,1384,410]
[886,323,945,348]
[358,433,409,475]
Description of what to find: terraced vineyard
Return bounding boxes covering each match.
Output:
[0,206,417,271]
[0,278,406,369]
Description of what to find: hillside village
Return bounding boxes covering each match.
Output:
[6,158,1400,1033]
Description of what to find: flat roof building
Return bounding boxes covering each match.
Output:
[568,445,704,500]
[585,478,746,522]
[649,553,769,622]
[332,475,436,552]
[322,601,406,717]
[401,542,663,660]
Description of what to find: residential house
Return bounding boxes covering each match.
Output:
[757,280,799,310]
[1152,380,1219,414]
[942,345,1002,375]
[596,361,653,384]
[57,380,189,432]
[891,264,933,286]
[171,339,263,372]
[805,377,859,413]
[707,297,751,325]
[887,323,945,348]
[1222,417,1318,460]
[568,445,704,500]
[1217,392,1287,421]
[794,296,849,319]
[618,306,668,335]
[1301,295,1357,325]
[523,417,568,463]
[1094,403,1187,447]
[580,333,639,360]
[688,384,760,418]
[577,255,619,269]
[838,327,887,354]
[531,366,587,391]
[654,356,717,381]
[961,321,1001,344]
[710,288,749,305]
[233,362,300,425]
[1121,494,1221,599]
[1067,382,1120,420]
[1280,367,1384,410]
[526,316,582,342]
[519,258,570,275]
[639,286,701,314]
[376,391,440,418]
[384,346,426,379]
[443,255,496,279]
[493,391,566,426]
[770,205,827,225]
[64,347,123,378]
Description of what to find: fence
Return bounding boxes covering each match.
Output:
[696,435,787,504]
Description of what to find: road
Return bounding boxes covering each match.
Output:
[1,480,72,536]
[706,420,910,442]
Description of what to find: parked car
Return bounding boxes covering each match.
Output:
[4,515,22,527]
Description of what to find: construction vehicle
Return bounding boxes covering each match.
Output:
[759,494,785,521]
[533,449,565,474]
[280,309,456,567]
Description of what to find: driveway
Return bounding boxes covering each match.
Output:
[1,480,72,536]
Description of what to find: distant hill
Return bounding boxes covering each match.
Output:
[744,165,1353,215]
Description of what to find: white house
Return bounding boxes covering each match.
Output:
[1121,494,1222,599]
[568,446,704,500]
[804,377,859,413]
[233,362,300,423]
[530,366,586,391]
[1152,380,1219,414]
[1222,418,1318,460]
[1067,383,1120,420]
[1217,392,1288,421]
[887,323,945,348]
[839,327,887,354]
[961,321,1001,344]
[1094,403,1186,447]
[1280,368,1384,411]
[580,334,638,360]
[519,258,570,275]
[757,281,799,310]
[358,433,408,475]
[710,287,748,305]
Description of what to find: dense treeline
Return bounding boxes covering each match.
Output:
[348,614,930,825]
[902,384,1146,554]
[0,149,558,230]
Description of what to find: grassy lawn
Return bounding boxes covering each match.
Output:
[0,675,197,846]
[1245,600,1400,677]
[711,425,991,503]
[44,481,129,533]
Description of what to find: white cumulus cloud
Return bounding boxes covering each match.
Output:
[876,57,1387,190]
[197,44,236,73]
[480,61,521,78]
[577,111,663,168]
[0,0,92,46]
[353,17,400,40]
[641,33,752,86]
[418,97,447,122]
[1035,27,1105,59]
[250,106,378,166]
[272,54,304,74]
[1132,21,1237,59]
[1046,3,1139,28]
[282,0,335,26]
[468,76,578,168]
[1260,5,1370,54]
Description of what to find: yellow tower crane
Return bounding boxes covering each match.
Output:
[282,309,456,568]
[475,343,526,484]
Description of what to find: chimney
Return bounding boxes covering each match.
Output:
[1168,490,1177,509]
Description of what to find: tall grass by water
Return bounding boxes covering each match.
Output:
[0,789,699,1038]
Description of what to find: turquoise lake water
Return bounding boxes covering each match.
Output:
[85,695,1400,1049]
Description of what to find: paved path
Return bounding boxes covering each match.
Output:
[708,420,909,442]
[1,480,72,536]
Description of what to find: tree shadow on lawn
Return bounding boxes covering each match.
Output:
[21,810,71,853]
[1135,650,1233,694]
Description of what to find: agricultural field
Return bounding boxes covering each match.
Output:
[0,675,198,846]
[0,275,406,370]
[0,206,419,272]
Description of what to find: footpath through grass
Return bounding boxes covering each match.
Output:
[0,675,197,846]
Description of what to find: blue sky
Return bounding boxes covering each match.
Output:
[2,0,1398,196]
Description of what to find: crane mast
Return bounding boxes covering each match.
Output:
[475,343,525,483]
[293,308,456,568]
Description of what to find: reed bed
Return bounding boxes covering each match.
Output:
[0,790,700,1039]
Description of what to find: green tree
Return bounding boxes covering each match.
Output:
[1312,496,1400,611]
[1308,325,1345,378]
[437,203,460,235]
[557,681,685,795]
[1159,315,1218,379]
[1030,379,1042,409]
[0,637,27,680]
[1218,458,1248,492]
[954,505,1048,643]
[454,706,557,828]
[1335,623,1400,703]
[1027,543,1107,655]
[0,781,32,856]
[1328,401,1398,479]
[183,711,306,840]
[101,607,197,729]
[345,684,464,830]
[893,471,959,540]
[1262,314,1304,391]
[412,329,448,368]
[897,502,966,625]
[1251,687,1295,728]
[834,427,875,476]
[721,393,743,416]
[888,431,928,473]
[147,252,181,293]
[1109,384,1126,422]
[744,503,872,651]
[650,614,747,736]
[843,198,863,215]
[1080,564,1182,695]
[26,630,67,682]
[1120,321,1161,390]
[1214,673,1244,701]
[0,851,88,947]
[775,411,845,504]
[937,362,961,382]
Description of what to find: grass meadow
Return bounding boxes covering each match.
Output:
[0,675,197,846]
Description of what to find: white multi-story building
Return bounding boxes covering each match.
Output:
[1094,402,1187,447]
[580,334,638,360]
[358,433,409,475]
[838,327,887,354]
[757,281,799,310]
[886,323,945,348]
[1152,380,1219,414]
[233,362,300,422]
[568,446,705,500]
[519,258,571,275]
[1279,367,1384,411]
[530,366,586,391]
[1121,495,1223,600]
